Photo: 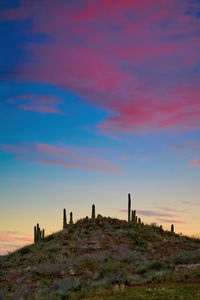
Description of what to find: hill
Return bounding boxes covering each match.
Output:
[1,215,200,299]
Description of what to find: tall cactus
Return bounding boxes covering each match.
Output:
[70,212,73,224]
[128,193,131,222]
[132,210,136,224]
[36,223,41,242]
[171,224,174,233]
[34,226,37,243]
[63,208,67,229]
[34,223,44,243]
[92,204,95,219]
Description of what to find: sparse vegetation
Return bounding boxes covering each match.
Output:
[1,196,200,299]
[1,215,200,299]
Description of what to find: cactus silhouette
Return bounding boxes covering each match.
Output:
[34,223,44,243]
[34,226,37,243]
[92,204,95,219]
[132,210,136,224]
[63,208,67,229]
[128,193,131,222]
[70,212,73,224]
[171,224,174,233]
[36,223,41,242]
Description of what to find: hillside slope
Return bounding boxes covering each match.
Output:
[1,216,200,299]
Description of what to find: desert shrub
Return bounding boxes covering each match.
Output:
[136,260,166,274]
[19,246,31,255]
[53,291,68,300]
[172,249,200,265]
[33,263,62,277]
[47,244,61,253]
[148,261,166,271]
[99,261,124,278]
[126,231,148,251]
[130,239,147,251]
[136,262,149,274]
[53,278,81,294]
[44,234,55,242]
[147,273,162,284]
[78,255,96,271]
[68,227,74,234]
[140,229,162,242]
[78,286,88,297]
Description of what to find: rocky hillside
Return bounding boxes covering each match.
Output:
[1,215,200,299]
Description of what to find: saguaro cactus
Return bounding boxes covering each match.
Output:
[37,223,41,242]
[132,210,136,224]
[70,212,73,224]
[63,208,67,229]
[171,224,174,233]
[92,204,95,219]
[34,226,37,243]
[34,223,44,243]
[128,193,131,222]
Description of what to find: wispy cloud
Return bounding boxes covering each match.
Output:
[157,218,186,224]
[170,140,200,167]
[119,209,174,218]
[154,206,186,213]
[0,142,122,173]
[0,231,33,255]
[181,201,200,206]
[137,210,174,218]
[6,94,62,114]
[1,0,200,133]
[188,160,200,167]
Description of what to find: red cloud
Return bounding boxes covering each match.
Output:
[1,0,200,133]
[0,143,122,173]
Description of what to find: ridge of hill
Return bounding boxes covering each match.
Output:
[1,215,200,299]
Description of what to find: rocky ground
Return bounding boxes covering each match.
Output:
[1,215,200,299]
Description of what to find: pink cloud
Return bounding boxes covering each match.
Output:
[0,142,122,173]
[119,209,175,218]
[137,210,174,218]
[6,94,61,114]
[188,160,200,167]
[1,0,200,133]
[157,218,185,224]
[171,140,200,167]
[0,231,33,255]
[155,206,186,213]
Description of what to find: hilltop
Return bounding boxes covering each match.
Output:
[1,215,200,299]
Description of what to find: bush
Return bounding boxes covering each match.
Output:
[19,246,31,255]
[172,250,200,265]
[136,262,148,274]
[44,234,55,242]
[33,263,62,277]
[148,261,166,271]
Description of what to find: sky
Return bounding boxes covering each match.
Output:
[0,0,200,254]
